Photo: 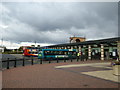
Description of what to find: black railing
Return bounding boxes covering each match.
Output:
[2,55,90,69]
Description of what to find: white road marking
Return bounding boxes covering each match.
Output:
[55,62,110,68]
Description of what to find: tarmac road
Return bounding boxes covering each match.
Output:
[1,54,31,69]
[2,54,26,61]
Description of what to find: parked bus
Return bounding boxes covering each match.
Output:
[23,46,41,57]
[38,49,78,60]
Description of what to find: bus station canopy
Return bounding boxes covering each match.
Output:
[47,37,120,47]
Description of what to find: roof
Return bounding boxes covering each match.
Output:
[47,37,120,47]
[70,37,86,39]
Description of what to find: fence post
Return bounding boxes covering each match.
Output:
[57,58,59,63]
[71,57,73,62]
[86,55,88,61]
[49,59,51,63]
[81,55,82,61]
[31,58,34,65]
[23,57,25,66]
[64,58,66,62]
[77,56,79,62]
[14,58,16,67]
[7,58,9,69]
[49,58,52,63]
[40,59,42,64]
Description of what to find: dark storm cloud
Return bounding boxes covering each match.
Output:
[1,2,118,44]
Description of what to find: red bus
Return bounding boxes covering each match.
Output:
[23,46,41,57]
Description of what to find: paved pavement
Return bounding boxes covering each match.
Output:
[2,60,120,88]
[55,62,119,83]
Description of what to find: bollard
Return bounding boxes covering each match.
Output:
[23,58,25,66]
[7,58,9,69]
[14,58,17,67]
[31,58,34,65]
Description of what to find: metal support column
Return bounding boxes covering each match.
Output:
[88,45,92,60]
[101,44,104,60]
[117,41,120,60]
[71,46,73,49]
[78,46,82,61]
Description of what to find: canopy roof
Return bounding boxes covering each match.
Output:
[46,37,120,47]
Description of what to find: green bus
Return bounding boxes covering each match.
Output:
[38,49,77,60]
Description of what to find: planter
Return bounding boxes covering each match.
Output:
[112,65,120,76]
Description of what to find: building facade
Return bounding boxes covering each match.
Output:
[70,37,86,43]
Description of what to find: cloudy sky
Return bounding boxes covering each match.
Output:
[0,2,118,48]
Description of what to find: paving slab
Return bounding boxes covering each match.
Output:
[82,70,119,83]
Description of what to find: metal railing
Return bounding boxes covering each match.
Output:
[2,55,93,69]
